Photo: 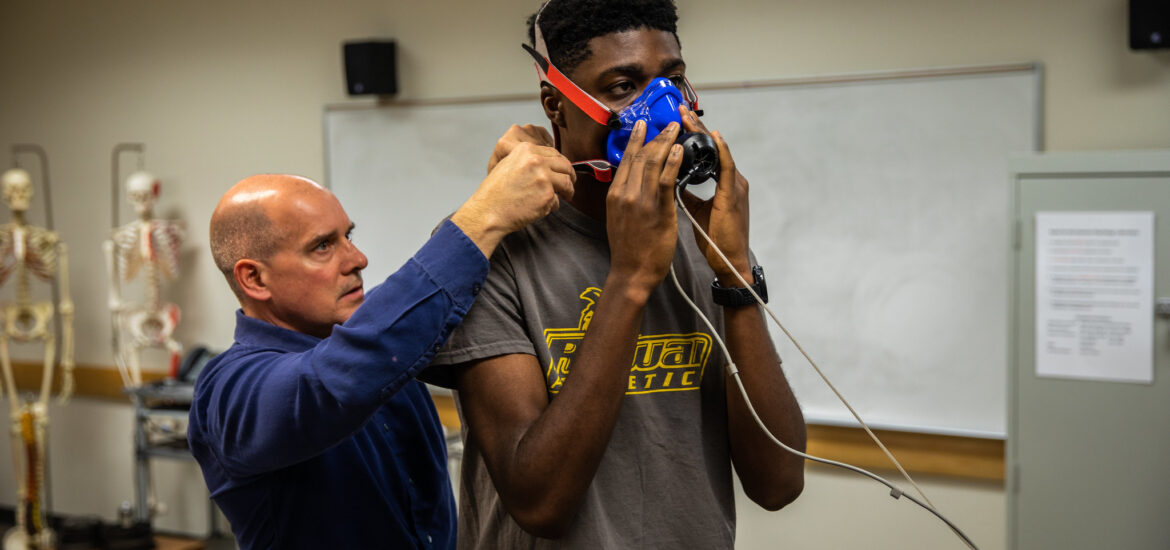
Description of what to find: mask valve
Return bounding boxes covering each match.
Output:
[675,132,719,188]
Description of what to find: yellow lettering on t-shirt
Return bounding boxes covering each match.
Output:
[543,287,713,395]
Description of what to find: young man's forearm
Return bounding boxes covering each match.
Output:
[723,305,807,510]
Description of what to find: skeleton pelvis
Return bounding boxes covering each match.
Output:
[2,303,53,342]
[122,303,180,347]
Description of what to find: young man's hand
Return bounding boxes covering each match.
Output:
[678,104,753,286]
[604,120,684,299]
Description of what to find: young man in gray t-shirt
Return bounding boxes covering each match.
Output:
[428,1,807,548]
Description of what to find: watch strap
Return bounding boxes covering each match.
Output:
[711,265,768,307]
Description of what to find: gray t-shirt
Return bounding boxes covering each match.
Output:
[430,199,737,550]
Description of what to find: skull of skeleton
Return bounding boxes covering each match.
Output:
[1,168,33,213]
[126,171,160,218]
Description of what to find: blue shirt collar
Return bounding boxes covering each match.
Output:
[232,309,321,353]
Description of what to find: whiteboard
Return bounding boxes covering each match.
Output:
[325,65,1040,437]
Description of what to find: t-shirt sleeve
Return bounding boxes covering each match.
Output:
[421,244,536,388]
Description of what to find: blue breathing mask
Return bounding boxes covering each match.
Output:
[605,77,685,166]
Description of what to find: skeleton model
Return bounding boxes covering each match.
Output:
[104,171,184,388]
[0,167,74,550]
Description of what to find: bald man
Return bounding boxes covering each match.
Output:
[187,135,573,550]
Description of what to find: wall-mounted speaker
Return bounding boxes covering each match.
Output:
[344,40,398,95]
[1130,0,1169,50]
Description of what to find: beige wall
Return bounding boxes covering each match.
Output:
[0,0,1167,546]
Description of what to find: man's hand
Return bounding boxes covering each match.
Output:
[452,140,574,259]
[487,124,555,173]
[677,105,752,285]
[605,120,685,298]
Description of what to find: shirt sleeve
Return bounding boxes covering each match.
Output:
[196,220,487,478]
[421,237,538,388]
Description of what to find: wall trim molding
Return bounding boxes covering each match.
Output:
[11,363,1004,482]
[431,394,1005,482]
[8,361,168,402]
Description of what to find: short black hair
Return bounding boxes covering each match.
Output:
[527,0,680,77]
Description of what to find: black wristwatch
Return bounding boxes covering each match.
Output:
[711,265,768,307]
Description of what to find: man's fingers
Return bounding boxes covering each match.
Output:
[680,104,709,135]
[611,120,647,190]
[489,124,556,173]
[635,121,681,167]
[504,124,553,148]
[522,144,576,187]
[714,131,733,174]
[624,119,649,157]
[637,122,681,195]
[712,131,742,199]
[518,143,575,202]
[522,124,555,147]
[550,167,576,202]
[525,143,572,158]
[658,144,684,199]
[562,160,578,185]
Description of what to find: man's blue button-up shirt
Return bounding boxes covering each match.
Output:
[188,220,487,550]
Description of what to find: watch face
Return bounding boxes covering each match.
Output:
[752,265,768,304]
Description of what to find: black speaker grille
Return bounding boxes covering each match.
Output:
[344,41,398,95]
[1130,0,1170,50]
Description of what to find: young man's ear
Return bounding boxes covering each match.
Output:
[539,82,567,129]
[234,259,271,302]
